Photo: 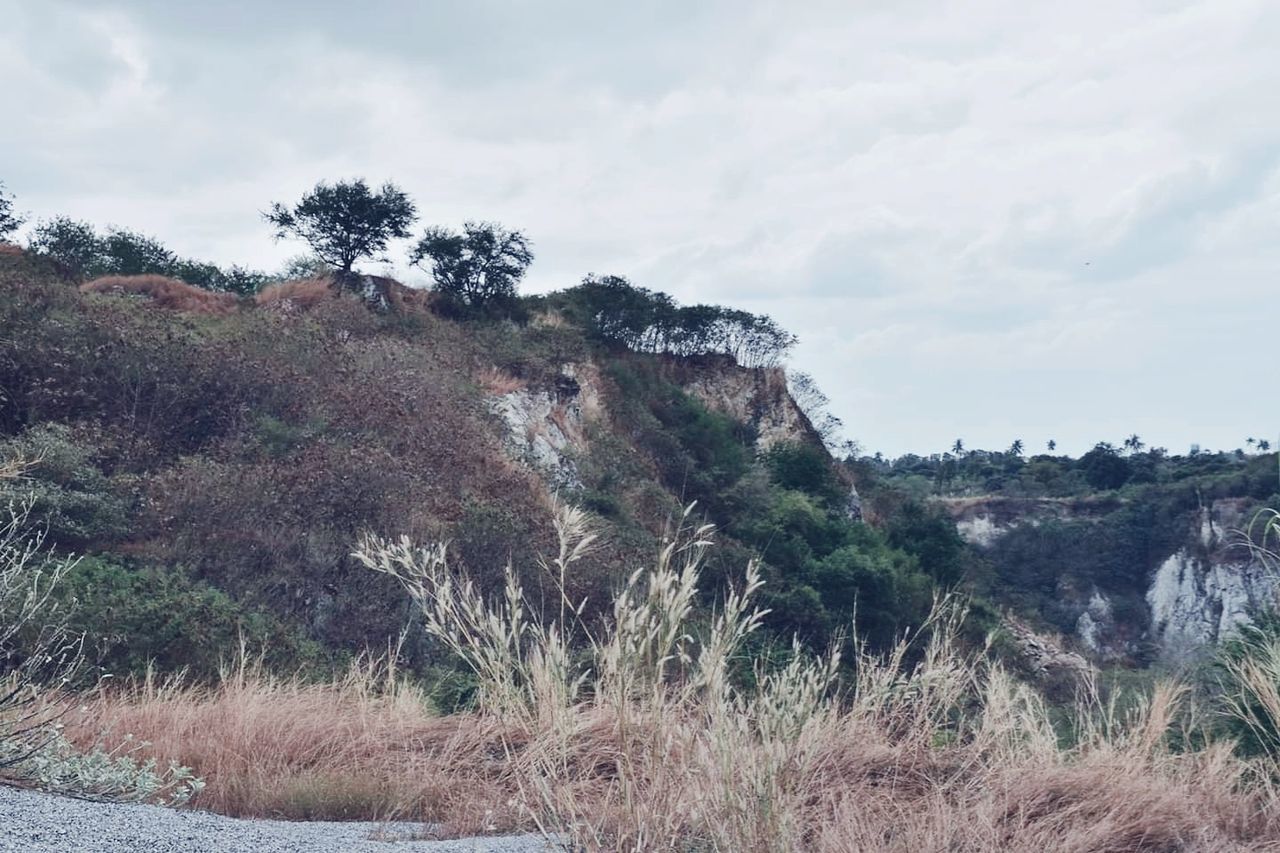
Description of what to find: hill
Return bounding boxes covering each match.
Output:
[0,254,953,686]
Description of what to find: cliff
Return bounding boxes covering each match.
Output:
[942,493,1278,665]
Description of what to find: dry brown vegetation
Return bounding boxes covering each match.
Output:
[62,509,1280,851]
[82,274,242,315]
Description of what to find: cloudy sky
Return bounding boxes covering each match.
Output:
[3,0,1277,457]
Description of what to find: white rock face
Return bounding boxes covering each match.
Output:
[1075,590,1114,656]
[680,362,819,452]
[489,364,604,489]
[1146,549,1274,659]
[1146,503,1278,661]
[955,515,1005,547]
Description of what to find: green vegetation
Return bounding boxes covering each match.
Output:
[409,221,533,315]
[0,181,22,240]
[27,217,271,294]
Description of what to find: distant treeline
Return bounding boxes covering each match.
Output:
[27,217,276,296]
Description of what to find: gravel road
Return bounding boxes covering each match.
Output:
[0,785,563,853]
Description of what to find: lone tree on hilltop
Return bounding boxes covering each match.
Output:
[409,221,533,311]
[264,179,416,281]
[0,181,24,241]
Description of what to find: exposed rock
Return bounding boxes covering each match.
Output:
[1002,615,1096,700]
[674,357,823,452]
[489,363,604,490]
[940,497,1114,548]
[1146,501,1278,661]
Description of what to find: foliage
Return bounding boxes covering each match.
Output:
[1216,608,1280,758]
[58,556,319,679]
[0,488,84,774]
[766,441,845,504]
[264,179,417,276]
[1078,442,1132,490]
[2,729,203,805]
[26,216,269,294]
[0,181,21,239]
[0,425,128,548]
[547,274,797,367]
[27,217,100,276]
[409,221,533,314]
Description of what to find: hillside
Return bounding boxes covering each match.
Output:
[856,445,1280,669]
[0,254,953,687]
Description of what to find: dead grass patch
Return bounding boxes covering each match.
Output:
[82,274,240,316]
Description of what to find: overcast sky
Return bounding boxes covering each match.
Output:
[3,0,1277,457]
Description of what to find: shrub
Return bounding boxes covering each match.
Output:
[0,424,128,548]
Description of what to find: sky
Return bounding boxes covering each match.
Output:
[2,0,1277,458]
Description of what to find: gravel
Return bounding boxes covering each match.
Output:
[0,785,563,853]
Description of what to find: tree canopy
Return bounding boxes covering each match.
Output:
[0,181,23,240]
[264,179,417,276]
[554,274,797,368]
[409,221,533,310]
[26,218,269,295]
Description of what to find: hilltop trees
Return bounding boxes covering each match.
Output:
[409,221,533,312]
[26,218,268,295]
[1078,442,1131,491]
[557,274,796,368]
[264,179,416,280]
[27,217,99,275]
[0,182,23,240]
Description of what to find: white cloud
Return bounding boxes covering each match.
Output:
[2,0,1277,455]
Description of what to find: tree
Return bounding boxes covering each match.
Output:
[264,179,416,279]
[1078,442,1131,491]
[1259,439,1272,452]
[1009,439,1024,457]
[27,217,101,276]
[1123,433,1144,454]
[409,221,533,310]
[98,227,177,277]
[1047,439,1057,452]
[952,439,964,455]
[0,182,23,241]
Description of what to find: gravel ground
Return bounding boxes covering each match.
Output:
[0,785,563,853]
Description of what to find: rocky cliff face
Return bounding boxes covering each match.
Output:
[672,357,824,452]
[943,495,1277,665]
[1146,501,1277,661]
[486,356,827,492]
[489,364,606,489]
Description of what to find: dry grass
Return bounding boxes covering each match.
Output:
[62,652,524,835]
[81,274,242,316]
[253,276,341,312]
[478,365,527,395]
[63,508,1280,849]
[254,275,434,315]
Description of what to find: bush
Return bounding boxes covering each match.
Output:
[0,425,128,548]
[59,556,319,679]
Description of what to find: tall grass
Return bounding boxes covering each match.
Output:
[354,504,1280,850]
[56,503,1280,848]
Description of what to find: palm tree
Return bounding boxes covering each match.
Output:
[952,439,964,455]
[1047,439,1057,452]
[1247,437,1257,449]
[1259,439,1272,452]
[1009,439,1024,457]
[1124,434,1144,454]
